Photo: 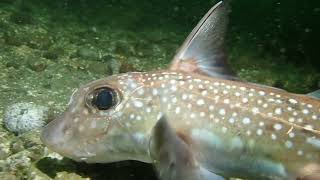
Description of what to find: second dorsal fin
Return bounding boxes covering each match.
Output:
[170,1,237,80]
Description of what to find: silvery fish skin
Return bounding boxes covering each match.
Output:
[41,1,320,180]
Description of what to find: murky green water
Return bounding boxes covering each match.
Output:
[0,0,319,179]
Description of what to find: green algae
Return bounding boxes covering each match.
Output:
[0,0,319,180]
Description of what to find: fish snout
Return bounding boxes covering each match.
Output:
[40,115,71,153]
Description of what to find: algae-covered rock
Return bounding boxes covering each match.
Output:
[54,172,88,180]
[27,59,48,72]
[0,142,11,160]
[76,47,101,60]
[4,103,50,134]
[10,11,34,25]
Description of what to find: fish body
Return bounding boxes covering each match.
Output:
[41,1,320,180]
[42,70,320,179]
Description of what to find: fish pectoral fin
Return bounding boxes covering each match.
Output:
[297,174,320,180]
[296,163,320,180]
[150,115,225,180]
[169,0,237,81]
[307,89,320,99]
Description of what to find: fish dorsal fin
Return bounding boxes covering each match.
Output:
[150,115,225,180]
[307,89,320,99]
[170,1,236,80]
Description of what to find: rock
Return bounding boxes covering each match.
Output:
[10,11,34,25]
[4,103,50,135]
[102,56,121,74]
[0,142,11,160]
[43,47,64,61]
[27,59,48,72]
[76,47,100,60]
[0,173,17,180]
[54,172,87,180]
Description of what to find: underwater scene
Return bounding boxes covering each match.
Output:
[0,0,320,179]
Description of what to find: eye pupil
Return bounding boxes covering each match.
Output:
[94,88,114,110]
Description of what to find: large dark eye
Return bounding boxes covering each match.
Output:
[92,88,117,110]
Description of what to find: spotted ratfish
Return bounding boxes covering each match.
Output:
[41,1,320,180]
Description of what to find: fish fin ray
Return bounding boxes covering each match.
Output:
[307,89,320,99]
[169,0,237,80]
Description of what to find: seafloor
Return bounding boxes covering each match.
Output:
[0,0,319,179]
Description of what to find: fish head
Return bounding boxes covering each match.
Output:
[41,73,150,163]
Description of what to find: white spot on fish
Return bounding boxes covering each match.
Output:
[304,125,313,130]
[170,86,177,92]
[252,107,259,114]
[302,109,309,114]
[136,115,142,121]
[133,100,144,108]
[175,107,181,114]
[246,130,251,136]
[197,99,205,106]
[242,98,249,103]
[289,117,295,122]
[259,91,266,96]
[172,97,177,103]
[242,117,251,124]
[162,97,168,102]
[285,141,293,149]
[274,123,283,131]
[259,122,264,126]
[289,132,295,138]
[223,99,230,104]
[219,109,226,116]
[257,129,263,136]
[182,94,188,100]
[201,90,208,96]
[275,108,282,115]
[228,117,235,124]
[190,113,196,119]
[289,99,298,104]
[73,118,79,123]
